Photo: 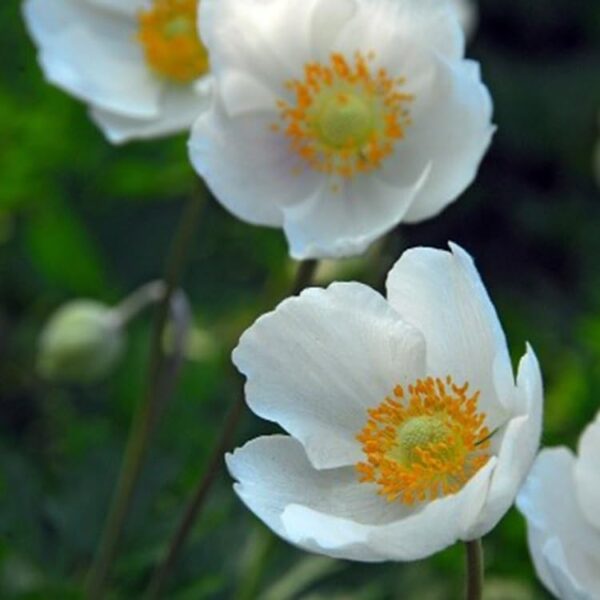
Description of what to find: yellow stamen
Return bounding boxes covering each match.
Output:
[137,0,209,83]
[356,376,491,505]
[274,52,414,180]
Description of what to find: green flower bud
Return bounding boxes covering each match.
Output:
[37,300,124,384]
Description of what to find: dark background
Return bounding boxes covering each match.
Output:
[0,0,599,597]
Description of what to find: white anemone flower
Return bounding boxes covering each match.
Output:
[517,413,600,599]
[189,0,494,259]
[227,244,542,561]
[23,0,211,144]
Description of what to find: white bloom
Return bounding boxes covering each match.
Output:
[227,244,542,561]
[517,414,600,599]
[189,0,494,259]
[23,0,211,143]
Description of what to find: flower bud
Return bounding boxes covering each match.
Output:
[37,300,124,383]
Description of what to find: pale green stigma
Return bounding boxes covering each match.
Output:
[315,93,373,149]
[388,415,453,467]
[164,15,193,37]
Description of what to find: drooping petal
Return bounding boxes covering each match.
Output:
[91,79,210,144]
[574,412,600,532]
[517,448,600,599]
[23,0,161,117]
[228,434,498,562]
[232,282,426,469]
[386,243,513,426]
[465,345,543,538]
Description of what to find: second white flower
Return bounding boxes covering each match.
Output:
[190,0,494,258]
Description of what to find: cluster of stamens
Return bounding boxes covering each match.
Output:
[273,52,414,180]
[137,0,208,83]
[356,376,491,505]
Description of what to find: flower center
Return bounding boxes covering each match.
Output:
[356,376,491,505]
[273,52,414,180]
[137,0,209,83]
[316,92,372,148]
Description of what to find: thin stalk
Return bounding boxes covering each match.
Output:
[145,258,319,600]
[464,539,484,600]
[110,280,166,328]
[85,183,205,600]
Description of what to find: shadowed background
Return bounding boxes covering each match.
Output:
[0,0,599,597]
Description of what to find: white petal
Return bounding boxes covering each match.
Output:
[449,0,477,38]
[232,282,426,469]
[335,0,464,64]
[379,57,493,223]
[574,412,600,532]
[229,434,498,562]
[386,243,513,426]
[543,539,593,600]
[189,95,319,227]
[465,345,543,538]
[23,0,160,117]
[200,0,335,91]
[516,448,600,598]
[281,457,496,561]
[84,0,146,17]
[282,168,429,260]
[227,436,414,538]
[91,79,209,144]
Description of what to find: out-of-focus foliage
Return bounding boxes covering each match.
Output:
[0,0,599,598]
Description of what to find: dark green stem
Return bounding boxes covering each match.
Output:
[144,258,319,600]
[85,183,205,600]
[464,539,484,600]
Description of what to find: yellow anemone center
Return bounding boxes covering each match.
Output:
[273,52,414,181]
[356,376,491,505]
[137,0,209,84]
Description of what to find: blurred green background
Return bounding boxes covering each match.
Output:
[1,0,599,598]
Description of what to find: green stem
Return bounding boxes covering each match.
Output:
[144,259,319,600]
[464,539,484,600]
[85,183,205,600]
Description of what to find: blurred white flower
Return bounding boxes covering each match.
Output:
[517,413,600,599]
[227,244,542,561]
[23,0,211,143]
[189,0,494,259]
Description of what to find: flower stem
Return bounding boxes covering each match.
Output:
[85,183,205,600]
[110,280,166,328]
[144,258,319,600]
[464,539,484,600]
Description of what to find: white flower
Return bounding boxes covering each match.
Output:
[189,0,494,259]
[23,0,211,144]
[227,244,542,561]
[516,413,600,599]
